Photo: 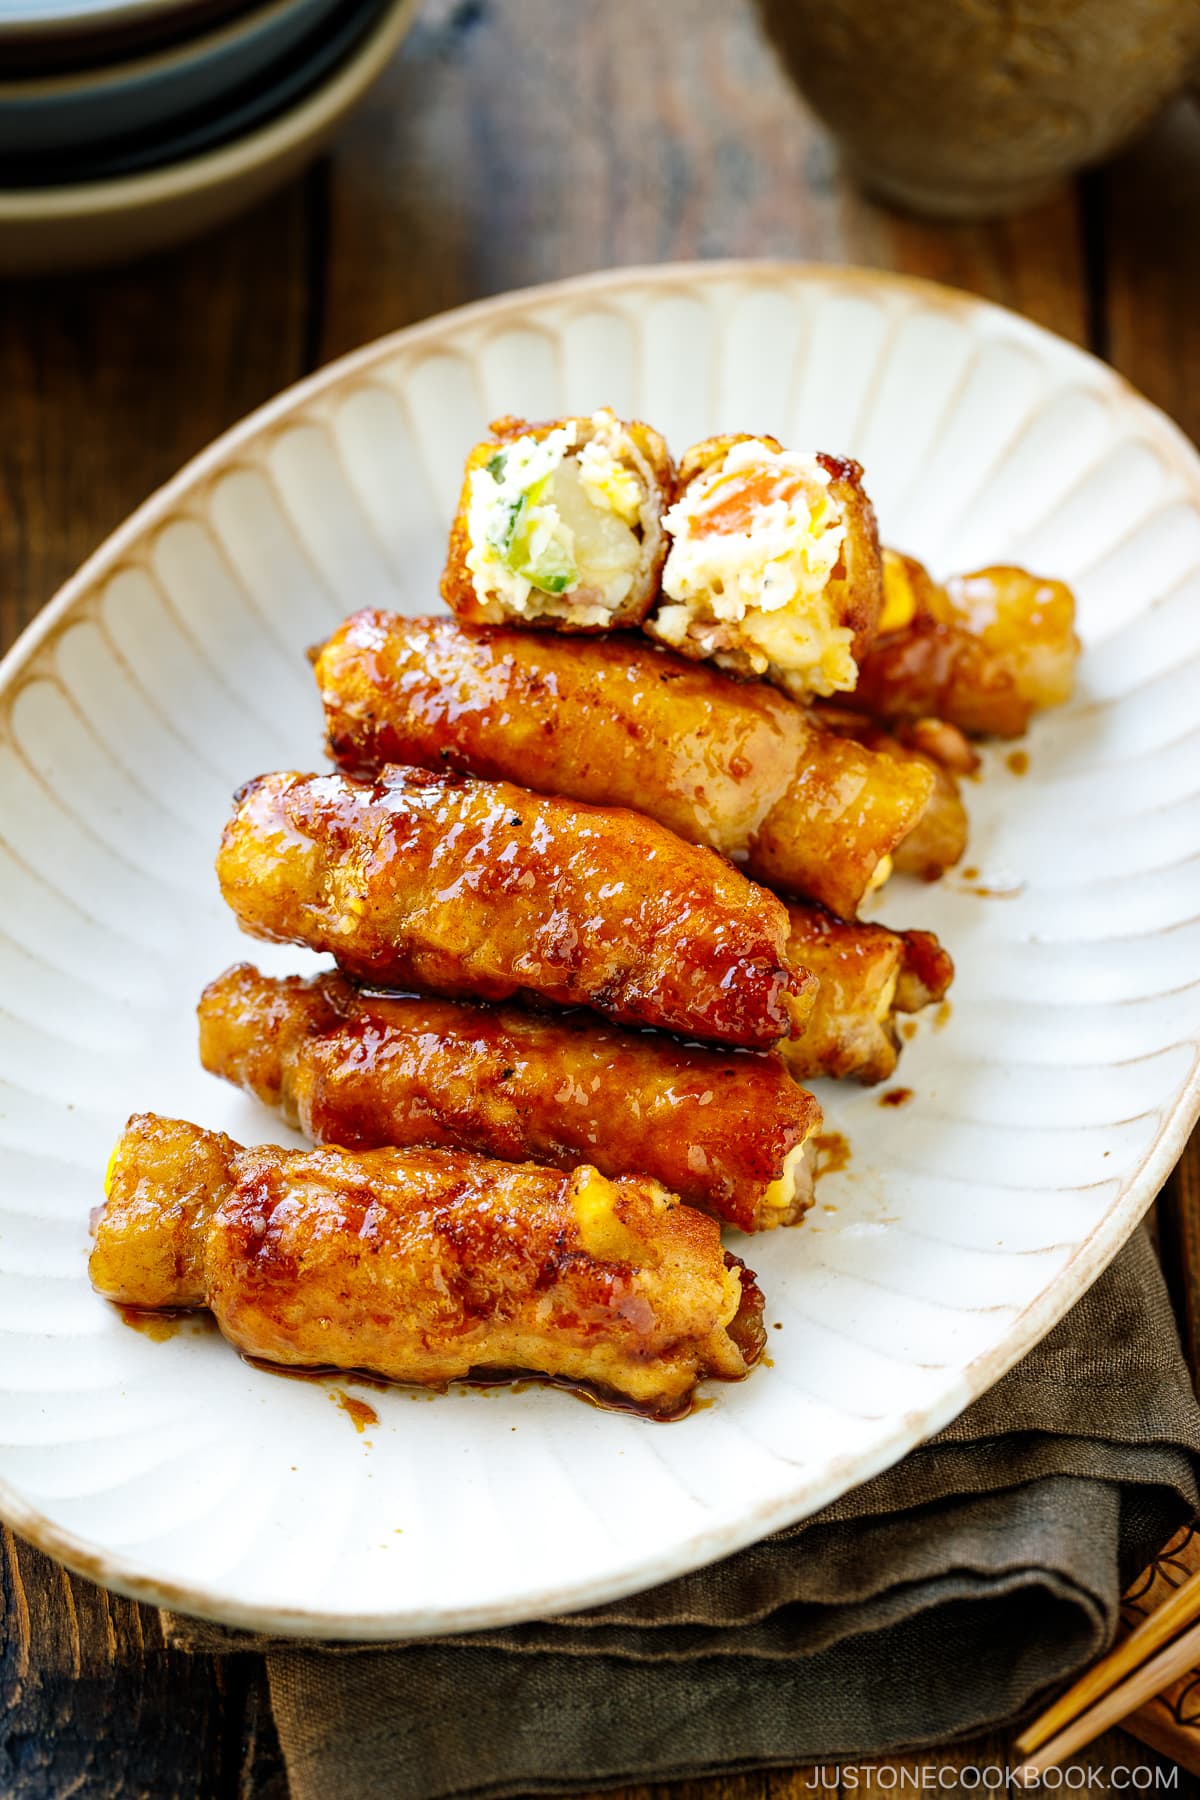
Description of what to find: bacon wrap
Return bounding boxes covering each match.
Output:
[215,766,811,1048]
[198,964,821,1232]
[90,1114,766,1418]
[819,706,971,881]
[782,904,954,1084]
[313,612,933,919]
[855,553,1080,738]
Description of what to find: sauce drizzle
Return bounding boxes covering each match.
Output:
[331,1389,379,1434]
[811,1131,851,1179]
[118,1305,212,1341]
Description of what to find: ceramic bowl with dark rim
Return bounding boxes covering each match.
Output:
[0,0,254,74]
[0,0,418,271]
[0,0,352,158]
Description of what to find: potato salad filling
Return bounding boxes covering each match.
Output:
[464,412,649,627]
[653,441,856,695]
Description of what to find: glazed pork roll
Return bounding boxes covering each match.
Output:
[91,1115,765,1418]
[441,409,673,632]
[199,964,822,1233]
[854,550,1080,738]
[314,613,934,920]
[646,436,883,698]
[215,767,812,1048]
[782,904,955,1084]
[820,706,973,881]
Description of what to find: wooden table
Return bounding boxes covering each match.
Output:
[4,2,1200,1792]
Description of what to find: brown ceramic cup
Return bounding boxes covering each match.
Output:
[756,0,1200,218]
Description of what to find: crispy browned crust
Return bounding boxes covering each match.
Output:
[855,552,1080,738]
[781,904,954,1084]
[660,433,883,670]
[91,1114,765,1418]
[440,412,674,633]
[314,612,933,919]
[820,705,970,881]
[441,440,496,624]
[890,768,968,880]
[857,615,1033,737]
[88,1114,236,1309]
[215,766,812,1048]
[748,714,935,917]
[894,927,955,1016]
[817,450,884,664]
[199,964,822,1233]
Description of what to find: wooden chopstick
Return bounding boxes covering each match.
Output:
[1014,1611,1200,1783]
[1015,1563,1200,1757]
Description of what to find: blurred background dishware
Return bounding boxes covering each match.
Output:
[0,0,253,73]
[0,0,419,270]
[0,0,355,162]
[756,0,1200,218]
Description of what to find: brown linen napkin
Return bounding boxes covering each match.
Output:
[164,1228,1200,1800]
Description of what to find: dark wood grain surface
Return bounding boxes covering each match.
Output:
[4,2,1200,1793]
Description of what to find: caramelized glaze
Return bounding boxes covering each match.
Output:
[198,963,821,1233]
[215,766,808,1048]
[91,1114,766,1420]
[118,1305,190,1341]
[818,706,968,881]
[243,1356,721,1421]
[857,555,1079,739]
[312,613,933,918]
[781,904,953,1085]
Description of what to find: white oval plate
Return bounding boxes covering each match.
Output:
[3,262,1200,1639]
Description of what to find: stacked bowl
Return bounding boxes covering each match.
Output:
[0,0,419,271]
